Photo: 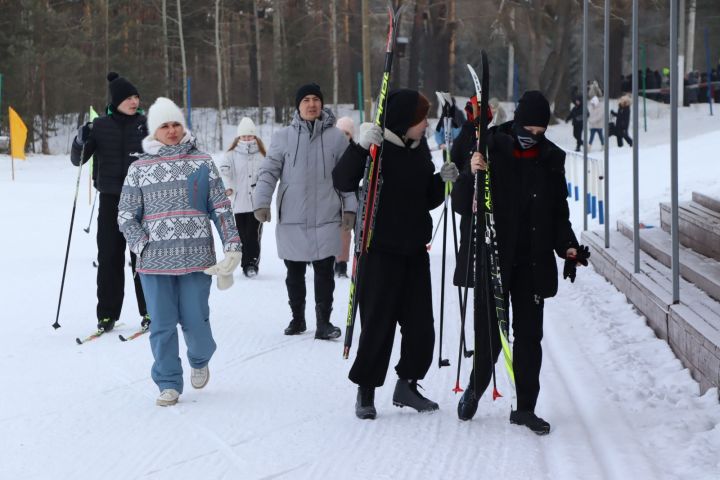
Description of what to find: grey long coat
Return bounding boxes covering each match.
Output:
[253,108,357,261]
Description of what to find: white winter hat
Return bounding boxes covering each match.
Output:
[147,97,187,138]
[237,117,256,137]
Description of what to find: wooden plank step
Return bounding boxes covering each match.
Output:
[617,220,720,302]
[693,191,720,214]
[660,201,720,261]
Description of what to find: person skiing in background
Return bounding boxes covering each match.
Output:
[70,72,149,333]
[434,95,464,150]
[252,83,357,340]
[566,96,584,152]
[334,116,357,279]
[333,89,460,420]
[610,94,633,148]
[218,117,266,277]
[118,97,242,407]
[588,95,604,147]
[455,91,590,435]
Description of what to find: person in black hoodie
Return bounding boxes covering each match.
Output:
[610,95,633,147]
[455,91,590,435]
[566,96,584,152]
[333,89,460,420]
[71,72,149,333]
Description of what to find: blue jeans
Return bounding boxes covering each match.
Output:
[139,272,216,393]
[589,128,604,145]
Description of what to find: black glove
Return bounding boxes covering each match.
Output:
[563,245,590,283]
[76,122,92,145]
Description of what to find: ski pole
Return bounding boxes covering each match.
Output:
[83,189,98,233]
[53,143,87,329]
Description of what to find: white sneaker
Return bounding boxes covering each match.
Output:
[156,389,180,406]
[191,365,210,389]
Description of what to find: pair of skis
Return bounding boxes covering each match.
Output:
[75,324,149,345]
[343,2,406,359]
[467,53,515,402]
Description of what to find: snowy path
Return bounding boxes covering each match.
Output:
[2,129,720,479]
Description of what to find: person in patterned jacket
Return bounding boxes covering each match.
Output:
[118,97,242,407]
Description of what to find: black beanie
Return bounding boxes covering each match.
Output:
[107,72,139,109]
[295,83,324,110]
[384,89,428,137]
[513,90,551,128]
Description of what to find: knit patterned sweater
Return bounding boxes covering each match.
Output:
[118,139,241,275]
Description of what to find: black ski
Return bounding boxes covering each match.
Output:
[343,1,406,360]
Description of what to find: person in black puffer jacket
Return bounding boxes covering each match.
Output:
[455,91,590,436]
[333,89,460,420]
[70,72,149,333]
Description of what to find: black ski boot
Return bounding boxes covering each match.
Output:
[457,385,480,421]
[510,410,551,435]
[334,261,348,278]
[392,379,439,412]
[314,304,341,340]
[97,317,117,332]
[284,302,306,335]
[355,386,377,420]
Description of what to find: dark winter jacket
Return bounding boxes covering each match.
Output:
[451,121,579,298]
[566,104,583,125]
[333,130,445,256]
[448,121,478,286]
[612,105,630,131]
[71,108,148,195]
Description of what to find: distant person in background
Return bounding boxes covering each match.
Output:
[218,117,266,278]
[253,83,356,340]
[588,96,604,147]
[118,97,242,407]
[566,96,584,152]
[489,97,507,127]
[588,79,603,99]
[611,95,633,148]
[334,116,356,279]
[434,97,464,150]
[70,72,149,334]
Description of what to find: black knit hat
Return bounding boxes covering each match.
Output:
[384,89,429,137]
[295,83,324,110]
[513,90,551,128]
[107,72,139,109]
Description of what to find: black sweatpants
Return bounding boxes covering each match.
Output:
[284,256,335,311]
[468,263,544,412]
[234,212,262,268]
[615,128,633,147]
[96,193,147,320]
[349,250,435,388]
[572,122,583,150]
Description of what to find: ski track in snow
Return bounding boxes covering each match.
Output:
[1,108,720,479]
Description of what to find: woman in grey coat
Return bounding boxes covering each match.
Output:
[253,83,357,340]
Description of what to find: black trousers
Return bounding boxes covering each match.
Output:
[616,128,633,147]
[234,212,262,268]
[284,256,335,311]
[349,250,435,388]
[468,263,544,412]
[96,193,147,320]
[572,123,583,150]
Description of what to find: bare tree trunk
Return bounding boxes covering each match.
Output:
[331,0,339,111]
[162,0,170,97]
[272,0,284,123]
[253,0,263,125]
[177,0,188,112]
[215,0,224,150]
[40,59,49,154]
[448,0,456,92]
[105,0,109,76]
[686,0,696,72]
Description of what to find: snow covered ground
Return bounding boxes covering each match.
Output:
[1,101,719,479]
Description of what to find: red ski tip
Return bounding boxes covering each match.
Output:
[492,388,503,400]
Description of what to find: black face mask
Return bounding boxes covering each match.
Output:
[513,123,544,150]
